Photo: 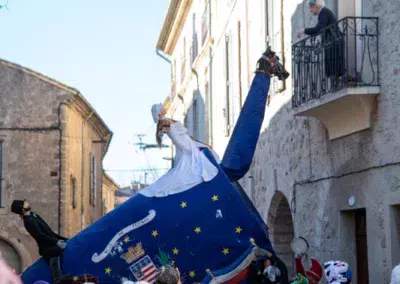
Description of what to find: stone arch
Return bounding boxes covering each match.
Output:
[267,191,295,276]
[0,231,33,271]
[0,237,22,273]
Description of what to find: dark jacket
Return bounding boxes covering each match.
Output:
[305,6,344,78]
[304,6,337,36]
[247,254,289,284]
[23,212,68,257]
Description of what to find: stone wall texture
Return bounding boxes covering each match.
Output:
[0,59,110,271]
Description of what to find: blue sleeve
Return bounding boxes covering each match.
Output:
[220,73,270,182]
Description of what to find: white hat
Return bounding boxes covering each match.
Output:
[392,264,400,284]
[151,103,164,123]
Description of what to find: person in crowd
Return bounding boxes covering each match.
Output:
[11,199,69,280]
[290,273,309,284]
[323,261,352,284]
[0,252,22,284]
[392,263,400,284]
[295,254,323,284]
[155,265,181,284]
[247,248,288,284]
[297,0,344,79]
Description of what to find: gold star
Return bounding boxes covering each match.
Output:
[73,276,78,281]
[194,227,201,234]
[105,267,112,275]
[212,194,219,202]
[189,270,196,277]
[124,236,130,243]
[235,227,243,234]
[180,201,187,208]
[172,247,179,255]
[222,248,229,255]
[152,230,159,237]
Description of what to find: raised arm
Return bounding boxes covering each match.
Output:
[220,73,270,182]
[220,48,289,182]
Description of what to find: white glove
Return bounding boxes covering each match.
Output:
[57,240,67,249]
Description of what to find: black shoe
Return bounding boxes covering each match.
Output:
[256,46,290,81]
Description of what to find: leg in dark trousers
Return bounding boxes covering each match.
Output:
[42,246,64,280]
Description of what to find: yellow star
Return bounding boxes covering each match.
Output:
[180,201,187,208]
[235,227,243,234]
[189,270,196,277]
[222,248,229,255]
[212,194,219,202]
[152,230,159,237]
[124,236,130,243]
[172,247,179,255]
[73,276,78,281]
[105,267,112,275]
[194,227,201,234]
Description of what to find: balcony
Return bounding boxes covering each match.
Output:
[292,17,380,140]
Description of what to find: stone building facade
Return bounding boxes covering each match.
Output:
[157,0,400,282]
[0,59,116,272]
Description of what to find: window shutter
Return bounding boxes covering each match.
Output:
[90,156,96,207]
[72,176,77,209]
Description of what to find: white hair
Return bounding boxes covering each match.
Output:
[308,0,325,8]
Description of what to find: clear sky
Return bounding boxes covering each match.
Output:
[0,0,172,187]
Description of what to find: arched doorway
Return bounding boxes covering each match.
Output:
[0,238,22,273]
[267,191,295,276]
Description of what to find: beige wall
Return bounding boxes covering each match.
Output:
[102,173,118,214]
[60,103,106,237]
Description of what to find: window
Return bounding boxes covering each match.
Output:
[90,156,96,206]
[71,176,77,209]
[201,1,210,46]
[0,142,2,207]
[181,37,187,84]
[265,0,285,93]
[192,13,198,63]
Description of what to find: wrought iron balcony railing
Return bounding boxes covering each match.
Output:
[292,17,379,108]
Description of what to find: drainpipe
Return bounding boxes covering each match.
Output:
[57,102,70,235]
[81,111,94,230]
[208,0,214,147]
[156,49,171,64]
[156,49,175,167]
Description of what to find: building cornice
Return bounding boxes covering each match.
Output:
[156,0,193,55]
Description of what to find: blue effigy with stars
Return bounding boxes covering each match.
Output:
[22,74,273,283]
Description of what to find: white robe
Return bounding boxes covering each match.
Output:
[140,121,219,198]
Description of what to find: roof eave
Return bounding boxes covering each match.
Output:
[156,0,193,55]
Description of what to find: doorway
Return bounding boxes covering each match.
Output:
[355,209,369,283]
[267,191,295,276]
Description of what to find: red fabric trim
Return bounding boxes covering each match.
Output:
[225,266,250,284]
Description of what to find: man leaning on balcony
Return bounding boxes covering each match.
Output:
[297,0,344,79]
